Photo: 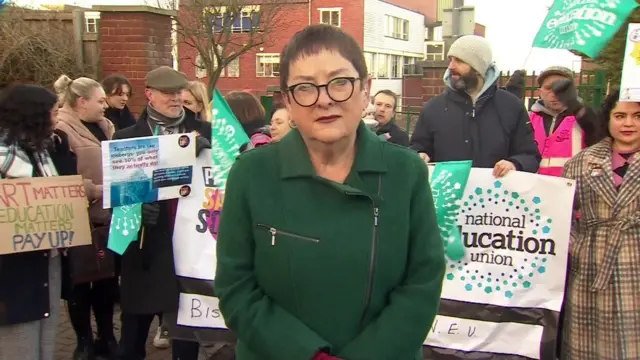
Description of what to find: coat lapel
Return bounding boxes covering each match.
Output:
[57,107,107,145]
[613,151,640,213]
[585,139,617,209]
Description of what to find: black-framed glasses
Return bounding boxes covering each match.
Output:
[287,77,361,107]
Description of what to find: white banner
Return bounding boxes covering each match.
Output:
[425,168,575,358]
[173,153,219,281]
[424,315,544,359]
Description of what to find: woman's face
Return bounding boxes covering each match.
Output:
[78,87,107,122]
[609,101,640,151]
[284,50,370,144]
[106,84,130,110]
[270,108,292,142]
[182,90,203,114]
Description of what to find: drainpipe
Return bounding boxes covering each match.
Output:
[309,0,312,24]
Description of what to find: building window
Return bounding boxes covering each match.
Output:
[385,15,409,40]
[226,57,240,77]
[377,54,388,78]
[364,52,374,76]
[319,8,341,27]
[84,12,100,33]
[403,56,420,75]
[195,55,207,79]
[391,55,401,78]
[433,26,443,41]
[211,6,261,33]
[425,41,445,61]
[256,54,280,77]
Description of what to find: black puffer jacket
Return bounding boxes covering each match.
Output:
[411,65,541,172]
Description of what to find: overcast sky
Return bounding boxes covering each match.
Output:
[465,0,582,72]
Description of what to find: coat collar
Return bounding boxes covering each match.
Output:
[57,107,113,144]
[586,137,640,212]
[278,121,387,180]
[135,107,206,138]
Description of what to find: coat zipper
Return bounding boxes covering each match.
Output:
[256,224,320,246]
[359,175,382,329]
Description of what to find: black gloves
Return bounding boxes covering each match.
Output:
[552,79,582,114]
[195,135,211,156]
[141,203,160,226]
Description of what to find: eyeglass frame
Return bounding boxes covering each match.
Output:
[286,77,363,107]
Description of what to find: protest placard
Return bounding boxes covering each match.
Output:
[620,23,640,102]
[0,175,91,255]
[101,133,196,208]
[423,169,575,359]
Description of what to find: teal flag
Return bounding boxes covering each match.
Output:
[429,161,473,261]
[532,0,638,58]
[209,89,250,189]
[107,203,142,255]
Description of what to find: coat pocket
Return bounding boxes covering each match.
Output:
[255,224,320,246]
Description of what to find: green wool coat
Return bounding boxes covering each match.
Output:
[215,122,445,360]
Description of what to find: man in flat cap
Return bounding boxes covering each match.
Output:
[410,35,541,176]
[114,66,211,360]
[529,66,602,177]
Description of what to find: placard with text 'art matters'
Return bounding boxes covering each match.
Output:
[424,168,575,360]
[0,175,91,255]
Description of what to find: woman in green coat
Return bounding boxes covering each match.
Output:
[215,24,445,360]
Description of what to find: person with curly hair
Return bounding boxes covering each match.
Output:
[561,90,640,359]
[0,84,63,360]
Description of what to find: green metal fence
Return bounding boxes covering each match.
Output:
[395,69,608,136]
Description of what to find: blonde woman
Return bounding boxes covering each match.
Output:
[182,81,211,122]
[53,75,118,359]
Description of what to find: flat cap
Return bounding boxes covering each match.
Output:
[537,66,574,86]
[146,66,188,92]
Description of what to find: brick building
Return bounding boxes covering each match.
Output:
[177,0,433,105]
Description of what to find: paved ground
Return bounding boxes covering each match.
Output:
[55,301,170,360]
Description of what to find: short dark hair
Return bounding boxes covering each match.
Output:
[600,89,622,139]
[0,84,57,151]
[225,91,266,126]
[279,24,368,92]
[102,74,132,96]
[269,101,287,120]
[374,89,397,109]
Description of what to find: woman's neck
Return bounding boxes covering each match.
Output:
[613,140,640,154]
[306,134,357,183]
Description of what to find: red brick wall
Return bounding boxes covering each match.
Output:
[422,67,447,102]
[311,0,365,47]
[474,23,486,37]
[179,0,366,95]
[100,10,173,115]
[385,0,436,23]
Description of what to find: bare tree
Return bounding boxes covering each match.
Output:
[0,5,86,89]
[163,0,290,98]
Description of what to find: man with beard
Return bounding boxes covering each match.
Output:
[410,35,540,177]
[372,89,409,146]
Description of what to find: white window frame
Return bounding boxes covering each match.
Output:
[226,57,240,77]
[319,8,341,27]
[377,54,389,78]
[195,54,207,79]
[256,53,280,77]
[211,5,261,33]
[391,55,401,78]
[425,41,445,61]
[84,12,100,33]
[385,15,409,40]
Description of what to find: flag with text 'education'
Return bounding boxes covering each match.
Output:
[532,0,638,58]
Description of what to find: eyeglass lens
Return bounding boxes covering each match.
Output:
[292,77,356,107]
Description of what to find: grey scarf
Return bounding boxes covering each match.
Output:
[146,103,186,135]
